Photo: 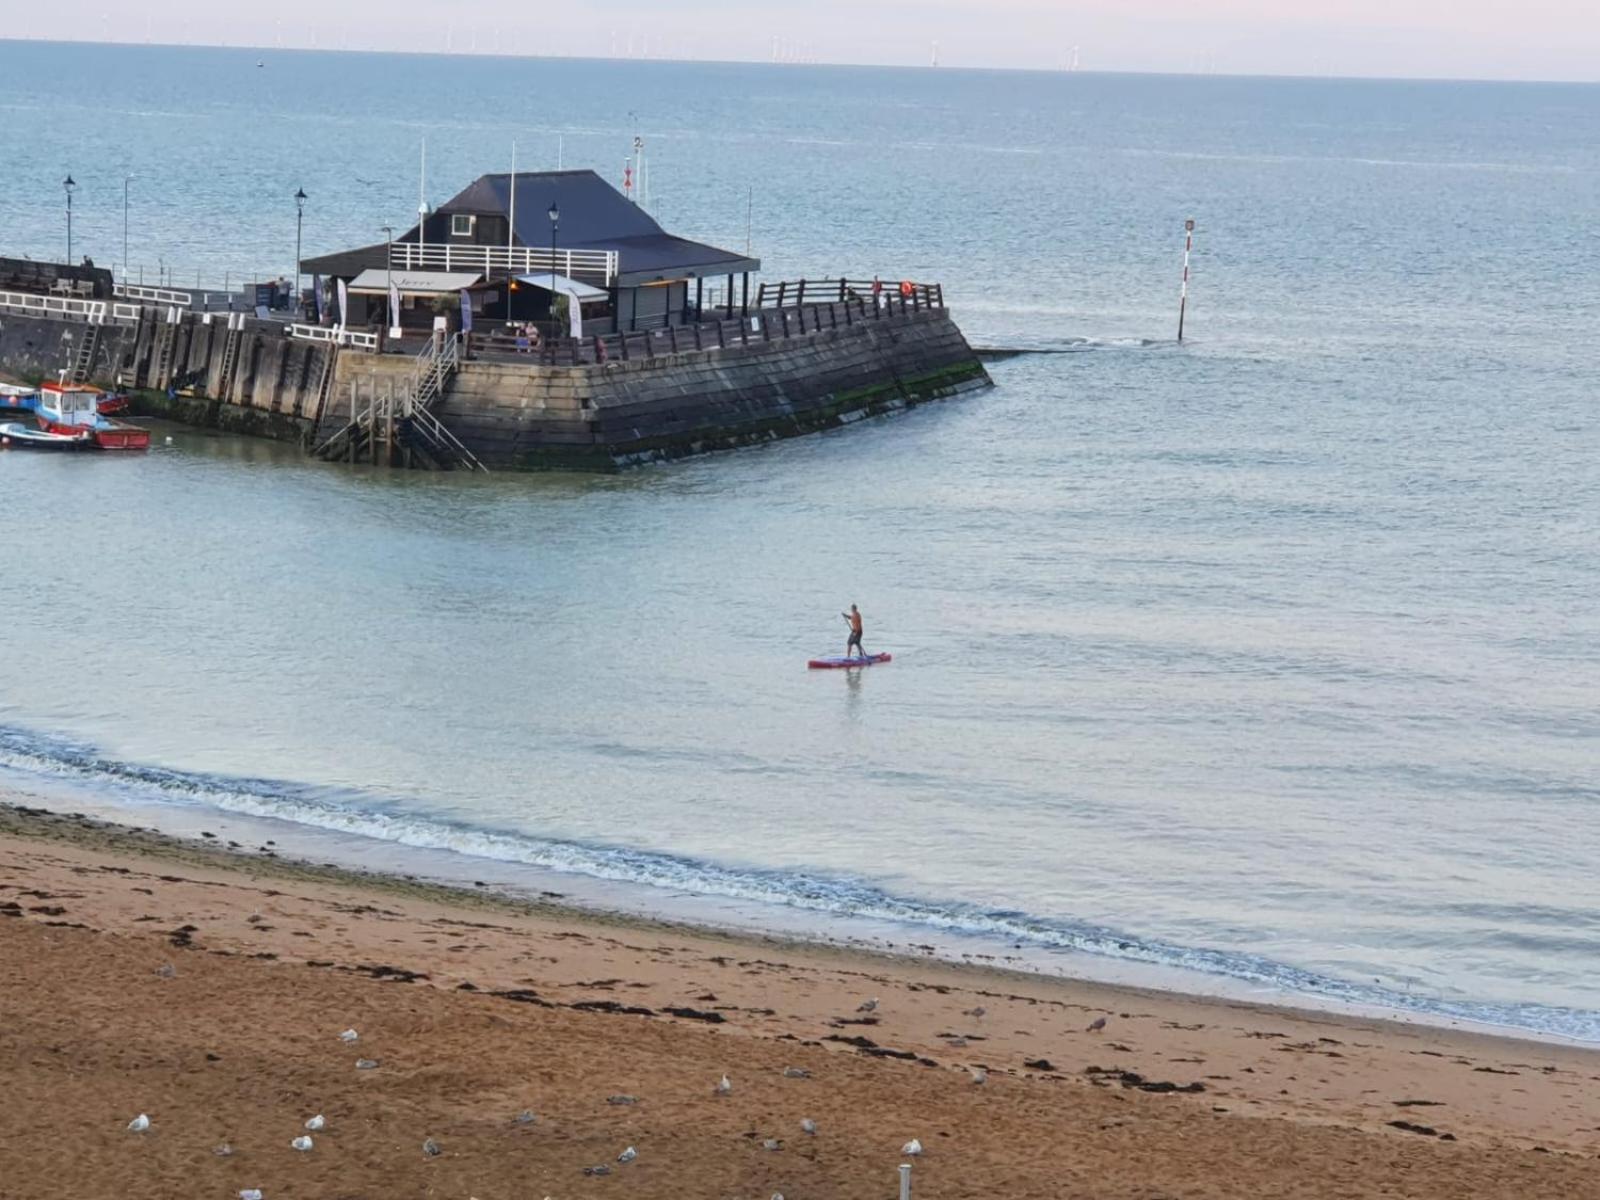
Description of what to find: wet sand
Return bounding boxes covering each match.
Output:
[1,799,1596,1199]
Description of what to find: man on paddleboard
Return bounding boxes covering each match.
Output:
[842,604,867,659]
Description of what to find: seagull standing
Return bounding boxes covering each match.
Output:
[291,1135,313,1152]
[1087,1016,1108,1033]
[902,1138,923,1156]
[617,1146,638,1164]
[714,1074,732,1096]
[304,1115,325,1131]
[962,1005,985,1019]
[422,1137,442,1157]
[971,1068,988,1085]
[126,1114,150,1133]
[857,998,879,1013]
[339,1028,359,1043]
[801,1118,817,1136]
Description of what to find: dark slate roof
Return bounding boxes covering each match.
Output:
[301,241,390,278]
[436,170,758,284]
[302,170,759,285]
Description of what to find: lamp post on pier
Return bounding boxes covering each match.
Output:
[123,176,133,284]
[548,200,559,334]
[380,223,396,342]
[63,175,76,263]
[294,188,308,317]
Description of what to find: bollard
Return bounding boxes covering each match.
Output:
[899,1162,913,1200]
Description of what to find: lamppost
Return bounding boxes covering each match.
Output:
[122,176,133,283]
[63,175,76,263]
[380,224,395,338]
[548,200,559,333]
[294,188,308,317]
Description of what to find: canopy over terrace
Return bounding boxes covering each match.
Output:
[347,269,483,296]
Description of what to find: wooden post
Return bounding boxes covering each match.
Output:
[348,380,357,464]
[725,272,734,318]
[797,278,806,307]
[837,278,846,302]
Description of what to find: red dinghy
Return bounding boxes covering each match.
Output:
[808,653,893,669]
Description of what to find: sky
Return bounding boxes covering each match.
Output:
[0,0,1595,81]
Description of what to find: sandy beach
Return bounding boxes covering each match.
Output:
[1,796,1596,1200]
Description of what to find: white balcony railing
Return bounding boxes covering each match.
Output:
[387,242,618,284]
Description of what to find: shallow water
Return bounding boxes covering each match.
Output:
[2,45,1597,1040]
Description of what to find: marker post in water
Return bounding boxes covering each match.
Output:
[1177,218,1195,343]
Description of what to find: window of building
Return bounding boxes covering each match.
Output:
[451,214,475,238]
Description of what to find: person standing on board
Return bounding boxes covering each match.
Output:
[842,604,867,660]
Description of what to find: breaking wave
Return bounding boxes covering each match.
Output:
[1,722,1595,1044]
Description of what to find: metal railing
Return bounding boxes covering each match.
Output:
[289,324,379,351]
[114,282,194,307]
[0,288,146,326]
[387,242,618,284]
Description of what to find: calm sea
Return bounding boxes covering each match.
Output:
[1,41,1597,1041]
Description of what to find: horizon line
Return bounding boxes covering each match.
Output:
[1,35,1596,89]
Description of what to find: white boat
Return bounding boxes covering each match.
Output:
[0,421,93,450]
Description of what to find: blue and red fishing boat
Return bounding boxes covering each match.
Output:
[34,382,149,451]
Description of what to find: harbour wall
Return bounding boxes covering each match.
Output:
[1,301,989,470]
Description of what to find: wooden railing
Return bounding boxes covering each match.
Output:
[289,324,379,351]
[469,288,944,368]
[754,278,944,312]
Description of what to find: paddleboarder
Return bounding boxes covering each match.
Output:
[842,604,867,660]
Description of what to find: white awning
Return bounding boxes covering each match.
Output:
[348,269,483,296]
[515,273,609,302]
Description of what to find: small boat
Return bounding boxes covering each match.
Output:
[0,421,93,450]
[808,652,893,669]
[35,382,151,451]
[0,383,40,413]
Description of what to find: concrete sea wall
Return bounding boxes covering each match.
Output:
[3,302,989,470]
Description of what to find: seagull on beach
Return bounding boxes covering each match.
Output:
[857,998,879,1013]
[514,1110,537,1125]
[239,1191,263,1200]
[762,1138,782,1151]
[291,1135,313,1152]
[962,1005,985,1019]
[801,1118,817,1135]
[902,1138,923,1156]
[1087,1016,1108,1033]
[715,1074,732,1096]
[782,1066,811,1079]
[423,1137,442,1157]
[339,1029,359,1043]
[127,1114,150,1133]
[304,1115,325,1131]
[971,1068,988,1085]
[617,1146,637,1164]
[155,963,176,979]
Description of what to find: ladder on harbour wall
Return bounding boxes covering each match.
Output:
[152,320,179,390]
[67,324,100,384]
[214,326,243,401]
[308,344,338,423]
[310,335,485,472]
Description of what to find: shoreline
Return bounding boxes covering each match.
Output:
[3,761,1596,1051]
[2,794,1597,1198]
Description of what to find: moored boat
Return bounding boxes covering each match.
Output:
[0,383,40,414]
[35,382,151,451]
[0,421,93,450]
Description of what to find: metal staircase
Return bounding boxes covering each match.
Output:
[311,335,485,471]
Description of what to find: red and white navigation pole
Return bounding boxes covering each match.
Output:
[1177,218,1195,343]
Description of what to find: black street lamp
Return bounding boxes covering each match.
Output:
[548,201,560,332]
[63,175,76,263]
[294,188,308,317]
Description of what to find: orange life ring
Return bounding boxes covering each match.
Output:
[899,280,914,297]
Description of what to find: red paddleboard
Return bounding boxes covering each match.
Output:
[808,652,892,670]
